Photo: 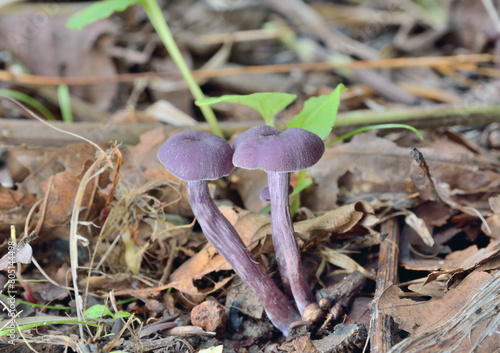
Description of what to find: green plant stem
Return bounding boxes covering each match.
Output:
[334,104,500,127]
[57,84,73,123]
[0,89,56,121]
[141,0,224,138]
[326,124,423,146]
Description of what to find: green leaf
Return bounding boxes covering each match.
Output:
[115,311,132,319]
[0,315,101,337]
[287,84,346,140]
[325,123,423,147]
[66,0,142,29]
[196,92,297,126]
[84,304,114,319]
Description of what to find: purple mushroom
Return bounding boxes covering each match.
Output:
[260,185,294,202]
[233,126,325,314]
[157,131,300,335]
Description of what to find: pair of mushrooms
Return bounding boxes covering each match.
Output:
[157,125,325,335]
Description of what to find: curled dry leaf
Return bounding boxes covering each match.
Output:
[294,201,376,241]
[319,247,375,280]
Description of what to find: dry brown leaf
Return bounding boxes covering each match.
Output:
[404,211,434,247]
[293,335,319,353]
[0,185,35,232]
[380,271,490,334]
[319,247,375,279]
[40,171,95,229]
[294,201,375,241]
[167,242,235,295]
[305,133,500,212]
[407,280,447,299]
[167,201,376,295]
[8,143,98,196]
[483,195,500,240]
[380,270,500,353]
[425,240,500,285]
[0,3,118,110]
[305,133,414,210]
[167,206,270,295]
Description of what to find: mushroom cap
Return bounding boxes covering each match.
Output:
[157,131,234,181]
[233,126,325,173]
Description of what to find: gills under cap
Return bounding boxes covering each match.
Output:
[158,131,234,181]
[232,126,325,173]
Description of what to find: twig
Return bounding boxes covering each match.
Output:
[2,103,500,147]
[481,0,500,33]
[0,54,494,86]
[370,218,400,353]
[69,158,109,338]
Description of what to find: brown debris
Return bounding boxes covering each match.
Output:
[190,301,228,338]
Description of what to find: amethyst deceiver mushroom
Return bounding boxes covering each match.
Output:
[232,125,325,314]
[260,185,293,202]
[157,131,300,335]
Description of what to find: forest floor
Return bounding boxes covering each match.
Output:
[0,0,499,352]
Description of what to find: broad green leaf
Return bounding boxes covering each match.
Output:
[66,0,142,29]
[84,304,132,320]
[287,84,346,140]
[84,304,114,319]
[196,92,297,126]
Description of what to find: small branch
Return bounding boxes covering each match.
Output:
[0,54,493,86]
[370,218,400,353]
[1,103,499,147]
[335,103,500,127]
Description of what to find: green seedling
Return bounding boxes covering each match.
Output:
[84,304,132,321]
[200,84,422,214]
[67,0,223,137]
[0,89,56,121]
[196,92,297,126]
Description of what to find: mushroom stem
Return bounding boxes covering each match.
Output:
[268,172,315,314]
[186,180,301,335]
